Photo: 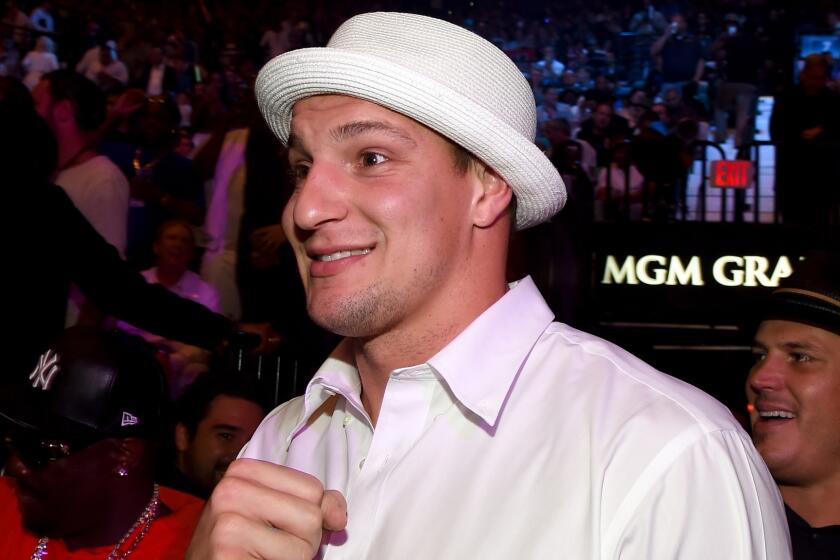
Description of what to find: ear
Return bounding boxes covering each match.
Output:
[108,437,144,477]
[174,423,190,453]
[470,164,513,228]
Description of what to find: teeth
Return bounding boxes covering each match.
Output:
[318,248,371,262]
[759,411,796,419]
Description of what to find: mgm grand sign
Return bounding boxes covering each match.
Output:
[586,223,829,326]
[600,255,796,288]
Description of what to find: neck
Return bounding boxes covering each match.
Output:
[781,474,840,527]
[57,132,94,170]
[352,264,508,425]
[155,265,186,288]
[62,481,156,551]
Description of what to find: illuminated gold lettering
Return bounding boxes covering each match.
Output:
[602,255,638,285]
[665,256,705,286]
[743,256,770,287]
[713,256,745,286]
[769,256,793,286]
[637,255,667,285]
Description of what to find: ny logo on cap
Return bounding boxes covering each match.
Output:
[29,350,60,391]
[121,412,139,427]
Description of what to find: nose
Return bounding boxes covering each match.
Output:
[746,352,784,398]
[290,160,348,232]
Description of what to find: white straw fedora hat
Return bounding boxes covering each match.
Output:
[255,12,566,230]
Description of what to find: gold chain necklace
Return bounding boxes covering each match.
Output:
[31,484,160,560]
[131,148,162,175]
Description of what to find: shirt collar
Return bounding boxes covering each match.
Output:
[427,276,554,427]
[291,276,554,439]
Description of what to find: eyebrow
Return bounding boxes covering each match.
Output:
[752,339,820,353]
[330,120,418,147]
[287,119,419,157]
[211,423,244,432]
[780,341,819,352]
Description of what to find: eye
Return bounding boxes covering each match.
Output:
[217,431,235,441]
[789,352,812,364]
[289,163,310,183]
[360,152,388,167]
[750,348,767,363]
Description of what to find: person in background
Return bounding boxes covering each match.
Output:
[651,13,705,98]
[576,100,631,166]
[0,327,205,559]
[117,219,220,396]
[136,46,177,97]
[710,17,763,149]
[33,69,131,326]
[770,54,840,226]
[595,142,648,221]
[160,372,267,499]
[126,94,204,269]
[33,70,129,257]
[747,252,840,560]
[22,36,58,90]
[0,100,272,390]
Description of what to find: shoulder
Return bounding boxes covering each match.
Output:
[533,323,740,435]
[64,156,128,186]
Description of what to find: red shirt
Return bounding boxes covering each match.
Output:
[0,477,204,559]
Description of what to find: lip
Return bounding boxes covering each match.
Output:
[751,401,798,430]
[307,245,375,278]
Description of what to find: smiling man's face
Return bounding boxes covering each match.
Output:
[747,319,840,486]
[282,95,478,339]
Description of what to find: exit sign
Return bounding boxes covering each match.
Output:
[711,160,752,188]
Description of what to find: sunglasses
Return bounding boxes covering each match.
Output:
[3,431,97,469]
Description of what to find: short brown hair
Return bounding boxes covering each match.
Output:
[449,141,476,175]
[447,139,517,227]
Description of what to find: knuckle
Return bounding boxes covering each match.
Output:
[224,457,259,478]
[209,477,247,512]
[296,471,325,501]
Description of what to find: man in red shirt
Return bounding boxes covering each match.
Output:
[0,327,204,559]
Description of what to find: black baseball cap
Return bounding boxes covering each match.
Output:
[760,251,840,335]
[0,327,167,441]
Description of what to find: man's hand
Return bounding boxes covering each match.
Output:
[186,459,347,559]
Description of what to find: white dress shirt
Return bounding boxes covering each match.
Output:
[242,277,790,559]
[56,155,129,256]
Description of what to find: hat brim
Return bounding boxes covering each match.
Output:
[0,386,95,440]
[256,48,566,230]
[761,292,840,336]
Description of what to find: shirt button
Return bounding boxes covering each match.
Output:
[343,415,352,428]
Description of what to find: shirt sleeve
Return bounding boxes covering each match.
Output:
[54,186,233,349]
[605,429,791,559]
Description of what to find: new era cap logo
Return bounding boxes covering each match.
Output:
[121,412,139,427]
[29,350,60,391]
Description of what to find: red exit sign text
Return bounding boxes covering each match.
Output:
[711,160,752,188]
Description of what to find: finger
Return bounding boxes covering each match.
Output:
[187,510,317,560]
[321,490,348,531]
[225,459,325,504]
[209,471,325,552]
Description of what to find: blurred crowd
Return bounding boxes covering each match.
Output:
[3,0,840,229]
